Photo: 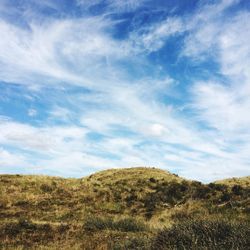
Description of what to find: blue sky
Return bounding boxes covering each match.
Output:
[0,0,250,182]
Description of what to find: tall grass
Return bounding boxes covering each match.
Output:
[151,219,250,250]
[83,216,147,232]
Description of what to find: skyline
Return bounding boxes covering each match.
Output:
[0,0,250,182]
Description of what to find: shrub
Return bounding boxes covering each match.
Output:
[111,237,151,250]
[113,191,121,201]
[58,223,70,234]
[0,199,8,209]
[171,210,192,221]
[125,193,138,207]
[211,183,227,192]
[2,219,41,238]
[83,216,113,231]
[14,200,30,207]
[40,184,53,193]
[145,211,154,220]
[231,185,243,195]
[114,218,146,232]
[83,216,146,232]
[149,177,157,183]
[17,219,37,230]
[220,192,231,202]
[161,182,188,204]
[151,219,250,250]
[143,193,158,212]
[193,185,211,199]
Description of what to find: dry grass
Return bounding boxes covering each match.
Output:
[0,167,249,249]
[215,176,250,187]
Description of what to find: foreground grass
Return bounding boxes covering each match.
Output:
[152,219,250,250]
[0,167,249,249]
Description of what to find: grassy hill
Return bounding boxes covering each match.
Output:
[215,176,250,187]
[0,167,249,249]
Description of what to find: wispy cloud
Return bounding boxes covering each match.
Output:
[76,0,148,12]
[0,0,249,182]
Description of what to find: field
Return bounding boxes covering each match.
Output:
[0,167,249,249]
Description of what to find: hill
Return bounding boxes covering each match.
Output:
[0,167,249,249]
[215,176,250,187]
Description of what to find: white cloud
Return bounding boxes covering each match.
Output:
[0,16,130,88]
[0,148,28,168]
[76,0,148,12]
[181,2,250,180]
[192,82,250,133]
[149,123,166,137]
[187,8,250,136]
[182,0,240,58]
[28,108,37,117]
[49,106,72,122]
[129,17,184,53]
[107,0,148,12]
[218,12,250,82]
[0,120,87,153]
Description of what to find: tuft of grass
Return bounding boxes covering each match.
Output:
[83,216,113,231]
[113,217,147,232]
[83,215,147,232]
[151,219,250,250]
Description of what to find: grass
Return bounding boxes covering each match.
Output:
[151,219,250,250]
[0,167,249,249]
[83,216,147,232]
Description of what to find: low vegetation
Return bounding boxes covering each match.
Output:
[83,216,147,232]
[152,219,250,250]
[0,167,249,249]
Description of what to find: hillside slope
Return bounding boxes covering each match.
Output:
[0,167,249,249]
[215,176,250,187]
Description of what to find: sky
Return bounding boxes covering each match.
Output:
[0,0,250,182]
